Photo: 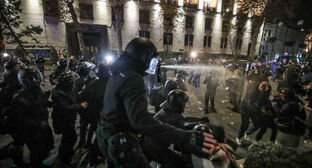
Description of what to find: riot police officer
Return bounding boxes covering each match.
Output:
[7,69,54,167]
[97,38,217,167]
[204,72,219,113]
[49,58,67,85]
[273,87,306,148]
[34,55,46,82]
[51,71,87,166]
[78,63,110,148]
[154,89,188,129]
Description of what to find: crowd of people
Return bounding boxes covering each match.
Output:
[0,37,311,168]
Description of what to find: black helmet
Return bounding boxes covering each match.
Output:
[4,59,20,70]
[57,71,77,88]
[167,89,188,112]
[193,124,225,143]
[164,80,178,91]
[279,87,295,99]
[56,58,67,69]
[175,73,183,79]
[107,132,141,166]
[95,63,110,79]
[76,62,91,77]
[125,38,158,70]
[17,68,42,87]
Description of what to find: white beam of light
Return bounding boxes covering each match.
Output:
[104,55,114,64]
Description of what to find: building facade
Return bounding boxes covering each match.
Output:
[4,0,306,61]
[259,22,306,61]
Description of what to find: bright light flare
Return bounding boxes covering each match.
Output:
[191,51,197,58]
[3,53,9,57]
[105,55,114,64]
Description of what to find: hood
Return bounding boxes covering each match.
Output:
[110,55,146,75]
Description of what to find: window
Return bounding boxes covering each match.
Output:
[139,10,150,24]
[80,3,94,20]
[236,39,242,50]
[220,37,228,48]
[184,34,194,46]
[139,31,150,39]
[163,33,173,45]
[205,18,212,30]
[222,21,229,32]
[42,0,59,17]
[185,16,194,28]
[204,36,212,48]
[112,6,124,22]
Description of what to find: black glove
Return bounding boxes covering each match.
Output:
[182,131,214,157]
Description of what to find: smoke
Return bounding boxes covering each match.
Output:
[162,64,238,83]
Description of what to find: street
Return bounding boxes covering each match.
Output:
[1,66,312,168]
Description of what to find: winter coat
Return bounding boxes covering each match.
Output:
[97,56,186,148]
[274,98,306,136]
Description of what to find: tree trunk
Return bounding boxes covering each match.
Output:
[116,27,122,56]
[112,0,123,57]
[66,0,88,58]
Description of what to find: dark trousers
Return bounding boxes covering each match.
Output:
[246,117,277,142]
[205,93,215,112]
[237,102,251,139]
[59,128,77,165]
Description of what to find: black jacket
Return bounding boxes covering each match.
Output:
[51,87,83,133]
[7,87,49,128]
[78,78,109,123]
[98,56,186,147]
[275,98,306,136]
[49,68,66,85]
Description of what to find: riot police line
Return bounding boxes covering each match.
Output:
[1,37,311,168]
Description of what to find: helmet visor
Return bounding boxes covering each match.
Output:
[145,57,159,75]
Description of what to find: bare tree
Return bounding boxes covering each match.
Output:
[110,0,124,57]
[0,0,43,62]
[160,0,183,53]
[59,0,89,58]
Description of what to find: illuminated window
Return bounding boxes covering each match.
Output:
[80,3,93,20]
[139,31,150,39]
[163,33,173,45]
[185,34,194,46]
[204,36,212,48]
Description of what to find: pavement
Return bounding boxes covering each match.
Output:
[1,66,312,167]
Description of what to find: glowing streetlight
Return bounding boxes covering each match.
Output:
[191,51,197,58]
[3,53,9,57]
